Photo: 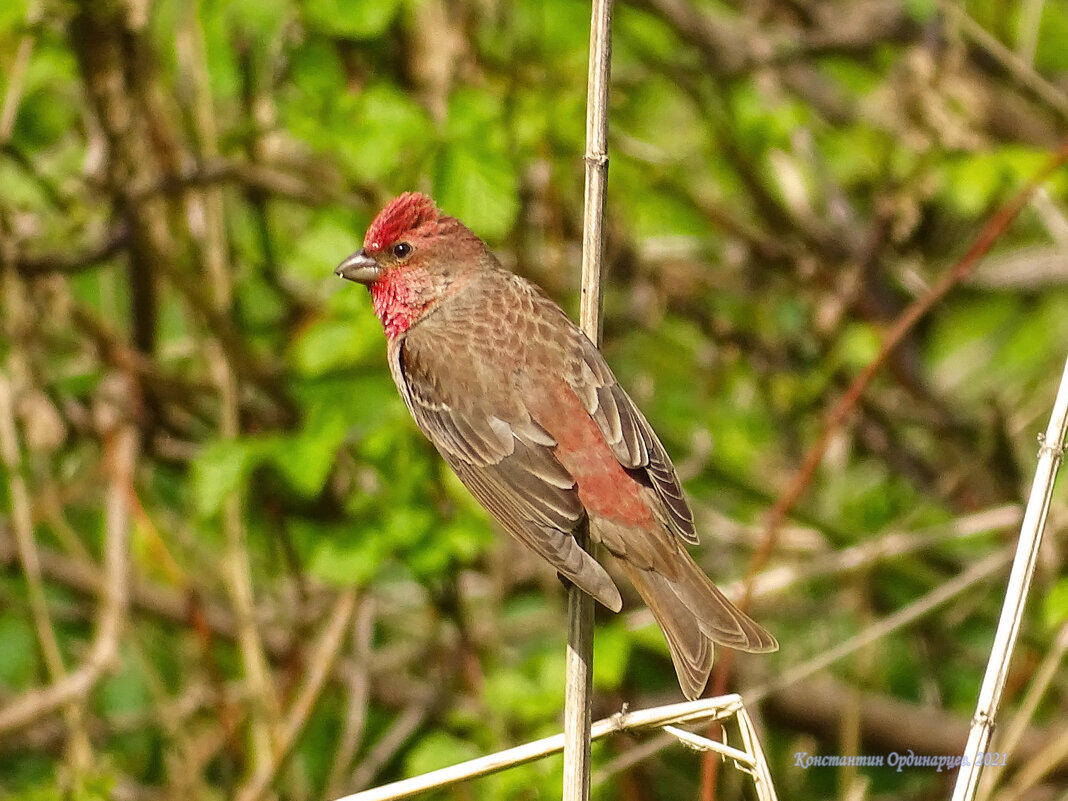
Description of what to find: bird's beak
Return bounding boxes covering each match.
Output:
[335,248,381,285]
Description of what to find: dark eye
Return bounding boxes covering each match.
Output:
[392,242,412,259]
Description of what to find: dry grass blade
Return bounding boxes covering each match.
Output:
[977,619,1068,800]
[951,354,1068,801]
[331,695,772,801]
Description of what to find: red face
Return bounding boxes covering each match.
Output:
[335,192,440,286]
[334,192,487,338]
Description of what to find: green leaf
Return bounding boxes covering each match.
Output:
[222,0,291,42]
[95,648,151,717]
[267,405,349,497]
[383,504,436,549]
[592,621,632,690]
[12,45,78,148]
[0,615,36,686]
[406,517,493,577]
[287,39,347,112]
[441,88,508,147]
[995,294,1068,382]
[1043,578,1068,630]
[630,618,671,658]
[191,440,260,517]
[305,525,390,586]
[404,732,481,777]
[434,145,518,241]
[432,89,520,240]
[337,84,432,182]
[936,148,1052,218]
[835,322,882,371]
[484,650,566,724]
[617,4,683,63]
[902,0,938,23]
[1035,5,1068,72]
[290,312,381,376]
[288,213,362,284]
[510,0,590,61]
[291,314,375,374]
[302,0,404,38]
[0,0,28,30]
[615,180,713,240]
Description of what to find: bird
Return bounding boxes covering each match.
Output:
[335,192,776,699]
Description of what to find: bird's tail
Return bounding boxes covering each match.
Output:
[619,551,777,700]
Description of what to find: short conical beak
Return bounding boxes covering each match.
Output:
[335,249,381,284]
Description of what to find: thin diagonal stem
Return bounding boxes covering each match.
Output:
[951,354,1068,801]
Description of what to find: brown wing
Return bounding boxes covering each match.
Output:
[389,289,622,612]
[563,329,699,545]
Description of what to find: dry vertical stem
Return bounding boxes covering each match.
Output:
[579,0,613,343]
[565,1,614,800]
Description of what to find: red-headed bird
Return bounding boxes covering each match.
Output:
[336,193,776,699]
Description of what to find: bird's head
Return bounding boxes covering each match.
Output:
[335,192,486,285]
[335,192,488,338]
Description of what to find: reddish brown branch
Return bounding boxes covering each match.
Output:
[701,136,1068,800]
[747,135,1068,583]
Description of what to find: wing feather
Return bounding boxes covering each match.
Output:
[391,321,622,612]
[569,334,700,545]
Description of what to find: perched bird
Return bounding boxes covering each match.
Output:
[335,192,776,699]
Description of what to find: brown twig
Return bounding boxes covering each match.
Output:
[69,3,172,358]
[702,132,1068,801]
[326,598,378,798]
[14,227,130,277]
[0,375,135,736]
[746,135,1068,588]
[236,589,359,801]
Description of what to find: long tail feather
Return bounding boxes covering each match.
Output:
[620,552,777,699]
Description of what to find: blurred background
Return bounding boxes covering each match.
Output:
[2,0,1068,799]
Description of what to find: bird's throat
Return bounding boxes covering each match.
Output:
[370,267,434,339]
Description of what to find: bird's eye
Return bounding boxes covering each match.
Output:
[392,242,412,259]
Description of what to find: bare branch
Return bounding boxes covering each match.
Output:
[237,589,359,801]
[0,376,135,736]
